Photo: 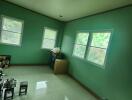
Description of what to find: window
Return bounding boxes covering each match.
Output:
[73,32,89,58]
[0,16,24,46]
[72,31,111,68]
[87,32,111,66]
[42,27,57,49]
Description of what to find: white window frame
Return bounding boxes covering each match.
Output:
[86,31,112,68]
[41,27,58,50]
[0,15,24,46]
[72,32,89,59]
[72,30,112,69]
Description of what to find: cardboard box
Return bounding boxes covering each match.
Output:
[54,59,68,74]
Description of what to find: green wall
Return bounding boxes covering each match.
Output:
[0,0,64,64]
[0,0,132,99]
[61,6,132,100]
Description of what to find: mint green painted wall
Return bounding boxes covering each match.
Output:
[0,1,64,64]
[61,6,132,100]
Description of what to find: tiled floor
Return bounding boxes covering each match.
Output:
[4,66,97,100]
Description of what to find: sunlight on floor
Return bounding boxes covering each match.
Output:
[36,81,48,89]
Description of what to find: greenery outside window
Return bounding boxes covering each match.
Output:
[73,31,111,68]
[73,32,89,58]
[87,32,111,66]
[0,16,24,46]
[42,27,57,49]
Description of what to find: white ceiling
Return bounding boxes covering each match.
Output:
[6,0,132,21]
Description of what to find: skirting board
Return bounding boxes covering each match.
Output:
[68,73,101,100]
[10,64,49,66]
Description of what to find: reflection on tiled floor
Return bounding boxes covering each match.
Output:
[36,81,48,89]
[4,66,98,100]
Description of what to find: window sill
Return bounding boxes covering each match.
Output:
[72,55,105,69]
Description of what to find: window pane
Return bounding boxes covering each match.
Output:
[87,47,106,66]
[1,30,21,45]
[2,17,23,33]
[44,28,57,39]
[91,32,111,48]
[42,39,55,49]
[73,44,86,58]
[76,33,89,45]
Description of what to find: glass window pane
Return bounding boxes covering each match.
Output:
[73,44,86,58]
[76,33,89,45]
[44,28,57,39]
[2,17,23,33]
[42,39,55,49]
[1,30,21,45]
[91,32,111,48]
[87,47,106,66]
